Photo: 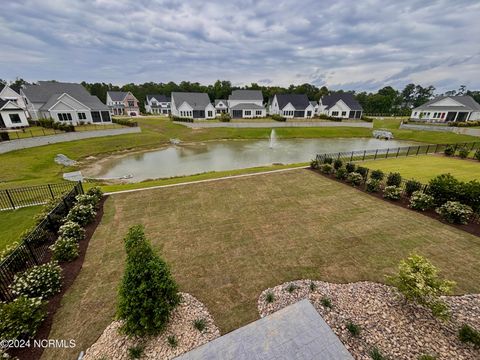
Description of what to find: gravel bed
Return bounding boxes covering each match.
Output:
[83,293,220,360]
[258,280,480,360]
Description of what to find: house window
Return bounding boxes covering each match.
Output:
[128,100,135,107]
[341,111,347,116]
[9,114,22,124]
[207,111,213,117]
[58,113,73,121]
[413,112,417,116]
[91,111,101,123]
[78,112,87,120]
[256,110,262,116]
[244,110,251,116]
[332,111,339,116]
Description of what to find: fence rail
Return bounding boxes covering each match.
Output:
[316,141,479,164]
[0,182,83,301]
[0,182,77,211]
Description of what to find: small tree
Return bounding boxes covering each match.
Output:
[388,254,455,319]
[117,225,180,336]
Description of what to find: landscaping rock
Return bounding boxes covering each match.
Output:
[83,293,220,360]
[258,280,480,360]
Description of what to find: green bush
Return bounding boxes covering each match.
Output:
[370,169,384,181]
[271,114,286,122]
[335,167,348,180]
[117,225,180,336]
[366,178,381,193]
[50,236,80,262]
[409,191,434,211]
[346,172,363,186]
[128,345,144,359]
[405,179,423,196]
[219,113,231,122]
[383,186,401,200]
[356,166,368,178]
[426,174,460,206]
[66,203,96,226]
[333,159,343,170]
[0,296,46,339]
[193,318,206,332]
[387,253,455,319]
[386,172,402,187]
[10,261,62,299]
[320,163,334,174]
[345,162,356,173]
[167,335,178,348]
[265,292,275,303]
[75,194,98,208]
[435,201,473,224]
[444,145,455,156]
[58,221,85,242]
[346,321,361,336]
[112,118,137,127]
[458,324,480,347]
[286,283,297,293]
[458,147,469,159]
[310,159,318,169]
[369,347,389,360]
[86,186,104,203]
[474,149,480,161]
[320,297,332,308]
[323,157,333,164]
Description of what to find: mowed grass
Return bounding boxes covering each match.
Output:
[361,155,480,182]
[43,169,480,360]
[0,206,42,251]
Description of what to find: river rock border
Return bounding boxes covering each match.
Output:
[258,280,479,360]
[83,293,220,360]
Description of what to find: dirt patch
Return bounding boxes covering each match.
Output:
[9,196,107,360]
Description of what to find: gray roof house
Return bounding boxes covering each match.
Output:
[269,94,315,118]
[319,92,363,119]
[170,92,215,119]
[106,91,140,116]
[21,81,111,123]
[227,90,266,118]
[214,99,228,115]
[410,95,480,122]
[145,94,171,115]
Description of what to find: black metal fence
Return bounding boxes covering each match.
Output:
[316,142,479,164]
[0,182,83,301]
[0,182,76,211]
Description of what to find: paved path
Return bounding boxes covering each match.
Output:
[174,121,373,129]
[175,299,353,360]
[0,127,141,154]
[400,123,480,137]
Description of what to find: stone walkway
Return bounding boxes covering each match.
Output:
[174,121,373,129]
[175,299,353,360]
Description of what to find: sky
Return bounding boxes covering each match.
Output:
[1,0,479,92]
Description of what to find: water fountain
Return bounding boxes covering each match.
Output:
[269,129,277,149]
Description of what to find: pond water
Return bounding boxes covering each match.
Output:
[93,137,419,182]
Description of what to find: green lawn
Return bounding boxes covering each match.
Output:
[43,169,480,360]
[361,155,480,182]
[0,206,42,251]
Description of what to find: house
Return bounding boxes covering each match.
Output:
[318,93,363,119]
[145,94,170,115]
[228,90,266,118]
[214,99,228,116]
[21,81,111,124]
[310,101,319,114]
[410,96,480,122]
[0,84,27,113]
[170,92,215,119]
[106,91,140,116]
[269,94,315,118]
[0,99,29,128]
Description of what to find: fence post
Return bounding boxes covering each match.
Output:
[363,150,366,161]
[426,145,430,154]
[47,184,55,199]
[406,147,410,156]
[435,144,439,153]
[350,151,353,162]
[5,189,15,210]
[416,146,420,155]
[374,149,378,160]
[396,147,400,157]
[385,148,389,158]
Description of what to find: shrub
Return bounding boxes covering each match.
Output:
[271,114,286,122]
[458,147,469,159]
[193,318,206,332]
[323,157,333,164]
[346,172,363,186]
[370,169,384,181]
[383,186,401,200]
[128,345,144,359]
[86,186,104,203]
[444,145,455,156]
[474,149,480,161]
[366,179,381,193]
[458,324,480,347]
[10,261,62,299]
[112,118,137,127]
[66,203,96,226]
[219,113,231,122]
[0,296,46,339]
[286,283,297,293]
[309,281,316,292]
[333,159,343,170]
[335,167,348,180]
[167,335,178,348]
[50,236,79,262]
[387,253,455,319]
[435,201,473,224]
[265,292,275,303]
[75,194,98,208]
[386,172,402,187]
[426,174,460,206]
[320,297,332,308]
[117,225,180,336]
[356,166,368,178]
[346,321,361,336]
[320,163,334,174]
[405,179,423,196]
[58,221,85,242]
[370,347,389,360]
[409,191,434,211]
[345,162,356,173]
[310,159,318,169]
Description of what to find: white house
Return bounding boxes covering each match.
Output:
[410,96,480,122]
[145,94,170,115]
[0,84,27,114]
[228,90,266,118]
[269,94,315,118]
[171,92,215,119]
[214,99,228,116]
[21,81,111,124]
[0,99,29,128]
[318,93,363,119]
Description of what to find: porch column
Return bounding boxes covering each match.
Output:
[453,112,459,122]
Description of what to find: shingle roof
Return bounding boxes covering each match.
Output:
[22,82,108,111]
[274,94,310,110]
[413,96,480,111]
[229,90,263,101]
[0,99,8,109]
[146,94,170,103]
[310,101,318,107]
[172,92,211,110]
[321,92,363,111]
[230,103,265,110]
[107,91,129,102]
[215,99,227,106]
[0,99,22,111]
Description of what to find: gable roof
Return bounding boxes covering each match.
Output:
[40,93,90,111]
[0,99,9,110]
[413,95,480,111]
[146,94,170,103]
[0,99,22,111]
[107,91,128,102]
[0,84,21,97]
[229,90,263,101]
[171,92,211,110]
[310,101,318,107]
[214,99,227,106]
[230,103,265,110]
[274,94,310,110]
[321,92,363,111]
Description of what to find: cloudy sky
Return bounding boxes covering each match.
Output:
[1,0,479,91]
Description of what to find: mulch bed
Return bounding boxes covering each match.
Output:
[310,169,480,237]
[9,196,107,360]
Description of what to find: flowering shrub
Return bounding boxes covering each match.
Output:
[346,172,363,186]
[0,296,46,339]
[58,221,85,242]
[50,236,79,262]
[66,203,96,226]
[320,163,334,174]
[386,172,402,187]
[75,194,98,208]
[383,185,401,200]
[323,157,333,164]
[10,261,62,299]
[345,162,356,173]
[405,179,423,196]
[333,159,343,170]
[409,191,434,211]
[365,178,381,192]
[86,187,104,203]
[310,159,318,169]
[335,167,347,180]
[356,166,368,178]
[436,201,473,224]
